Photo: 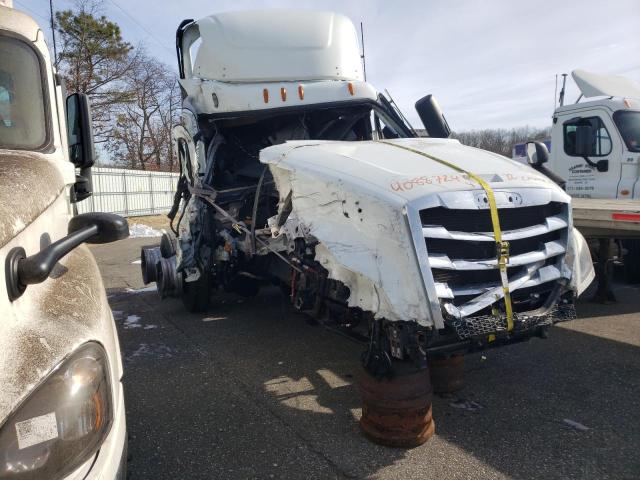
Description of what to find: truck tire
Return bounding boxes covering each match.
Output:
[624,239,640,284]
[181,271,211,313]
[160,232,177,258]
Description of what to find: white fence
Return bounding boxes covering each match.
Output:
[76,167,180,217]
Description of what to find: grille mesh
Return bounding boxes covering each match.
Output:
[448,300,576,340]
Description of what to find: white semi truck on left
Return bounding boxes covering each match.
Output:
[0,3,129,479]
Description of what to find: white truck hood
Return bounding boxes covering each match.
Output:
[261,138,567,327]
[261,138,556,203]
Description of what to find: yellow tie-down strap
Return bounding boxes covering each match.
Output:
[380,141,514,331]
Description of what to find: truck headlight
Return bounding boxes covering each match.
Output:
[0,342,113,479]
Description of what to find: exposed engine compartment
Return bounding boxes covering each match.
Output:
[165,100,410,326]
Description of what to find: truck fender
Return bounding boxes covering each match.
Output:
[567,227,595,296]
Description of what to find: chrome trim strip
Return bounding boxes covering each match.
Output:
[446,264,564,317]
[428,240,566,270]
[422,215,568,241]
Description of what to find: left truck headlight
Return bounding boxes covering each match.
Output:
[0,342,113,479]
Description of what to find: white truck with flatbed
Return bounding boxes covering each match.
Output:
[522,70,640,295]
[142,9,595,446]
[0,3,129,478]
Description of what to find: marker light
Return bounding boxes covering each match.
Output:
[348,82,355,96]
[263,88,269,103]
[298,85,304,100]
[280,87,287,102]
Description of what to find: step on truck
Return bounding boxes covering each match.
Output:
[0,2,129,478]
[141,9,595,446]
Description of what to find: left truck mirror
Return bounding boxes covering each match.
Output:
[66,93,95,203]
[66,93,96,168]
[525,141,550,167]
[6,213,129,301]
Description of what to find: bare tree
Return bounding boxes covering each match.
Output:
[55,0,139,143]
[107,53,180,171]
[452,126,551,157]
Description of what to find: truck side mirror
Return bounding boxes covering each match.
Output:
[68,212,129,244]
[525,141,566,188]
[525,141,549,167]
[66,93,96,169]
[415,94,451,138]
[574,124,594,156]
[5,213,129,301]
[66,93,95,203]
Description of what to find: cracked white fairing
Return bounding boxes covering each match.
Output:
[261,138,593,327]
[268,162,430,325]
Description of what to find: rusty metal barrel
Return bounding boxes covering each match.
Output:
[359,368,435,448]
[429,355,465,394]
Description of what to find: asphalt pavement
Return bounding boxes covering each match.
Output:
[92,237,640,480]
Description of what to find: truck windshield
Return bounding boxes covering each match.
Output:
[613,110,640,153]
[0,36,48,150]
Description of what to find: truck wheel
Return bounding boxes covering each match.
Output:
[160,231,177,258]
[181,271,211,313]
[624,239,640,284]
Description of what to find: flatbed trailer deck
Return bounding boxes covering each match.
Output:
[572,198,640,238]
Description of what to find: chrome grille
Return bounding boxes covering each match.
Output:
[419,200,571,337]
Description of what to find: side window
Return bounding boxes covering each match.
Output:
[375,114,400,139]
[563,116,612,157]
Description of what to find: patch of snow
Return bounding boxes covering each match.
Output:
[126,342,174,362]
[131,259,142,265]
[449,399,484,412]
[124,315,142,329]
[125,286,156,294]
[563,419,589,431]
[129,223,162,238]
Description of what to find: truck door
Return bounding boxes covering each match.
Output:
[551,110,622,198]
[612,110,640,199]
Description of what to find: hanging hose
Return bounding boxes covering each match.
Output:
[250,166,269,255]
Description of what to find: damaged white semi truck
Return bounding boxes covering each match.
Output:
[141,10,595,446]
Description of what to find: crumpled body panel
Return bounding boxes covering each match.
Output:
[261,138,594,328]
[270,164,432,325]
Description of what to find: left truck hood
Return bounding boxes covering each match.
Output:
[261,137,556,202]
[0,246,117,420]
[0,152,67,249]
[0,152,121,423]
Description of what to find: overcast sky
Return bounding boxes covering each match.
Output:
[16,0,640,131]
